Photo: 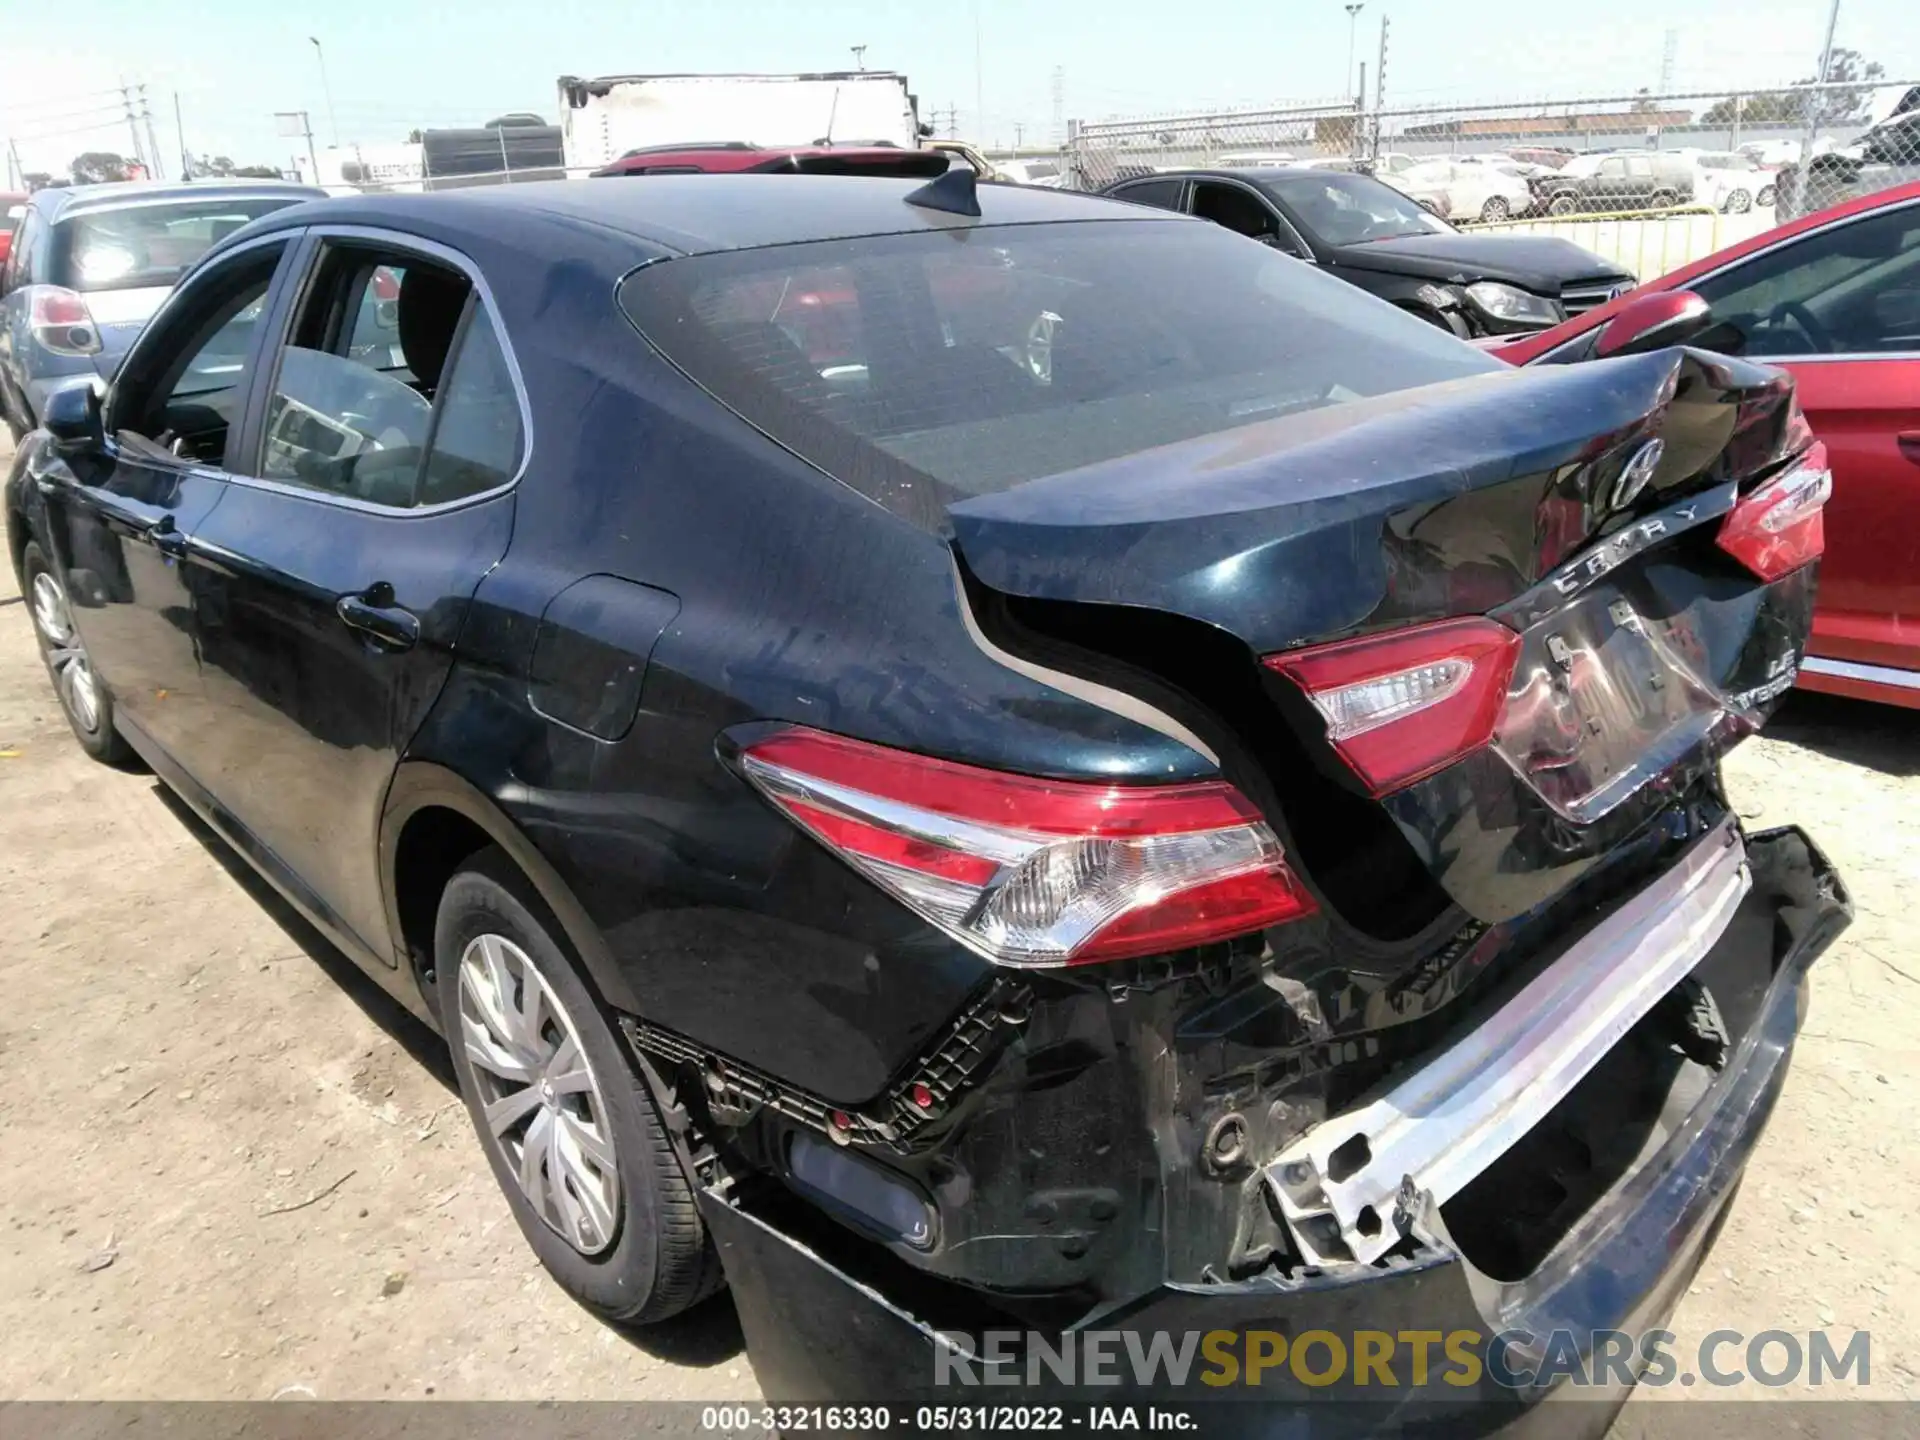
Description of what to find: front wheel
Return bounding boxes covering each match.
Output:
[21,540,133,765]
[1479,195,1511,223]
[1547,194,1577,216]
[436,847,722,1324]
[1649,189,1679,209]
[1722,188,1752,214]
[1757,183,1777,208]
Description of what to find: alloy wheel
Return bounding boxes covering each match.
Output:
[30,570,101,735]
[458,932,622,1255]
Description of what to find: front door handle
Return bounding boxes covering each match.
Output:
[1897,431,1920,466]
[146,515,190,557]
[336,582,420,652]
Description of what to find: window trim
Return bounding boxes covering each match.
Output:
[229,223,534,518]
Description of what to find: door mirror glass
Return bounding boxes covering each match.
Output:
[42,381,104,449]
[1594,290,1714,358]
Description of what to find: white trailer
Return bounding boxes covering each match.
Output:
[557,71,923,171]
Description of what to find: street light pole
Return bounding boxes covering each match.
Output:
[850,44,867,71]
[1344,4,1366,102]
[308,36,339,147]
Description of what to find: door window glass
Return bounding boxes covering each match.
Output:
[259,240,525,507]
[1692,202,1920,356]
[1190,182,1282,245]
[109,241,287,468]
[1110,178,1182,210]
[416,304,525,504]
[261,248,468,505]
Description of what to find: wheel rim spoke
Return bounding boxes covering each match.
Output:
[484,1084,543,1137]
[557,1108,617,1172]
[456,931,622,1256]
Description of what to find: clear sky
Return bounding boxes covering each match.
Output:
[3,0,1916,176]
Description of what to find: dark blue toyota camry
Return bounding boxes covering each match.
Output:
[5,173,1849,1430]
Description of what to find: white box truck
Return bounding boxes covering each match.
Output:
[557,71,925,172]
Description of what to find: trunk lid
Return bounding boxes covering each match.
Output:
[951,349,1814,924]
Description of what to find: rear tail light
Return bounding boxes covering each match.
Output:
[739,727,1315,967]
[26,285,101,357]
[1716,441,1831,581]
[1264,617,1522,795]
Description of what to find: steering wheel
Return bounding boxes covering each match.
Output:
[1771,300,1833,352]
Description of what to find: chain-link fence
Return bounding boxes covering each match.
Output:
[1064,81,1920,279]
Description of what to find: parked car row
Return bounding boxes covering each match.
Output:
[5,171,1852,1433]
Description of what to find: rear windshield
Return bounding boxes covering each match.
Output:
[53,197,296,292]
[618,218,1497,529]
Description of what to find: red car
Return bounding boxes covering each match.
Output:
[1489,180,1920,709]
[594,143,948,178]
[0,192,27,269]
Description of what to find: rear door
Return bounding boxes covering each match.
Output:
[1690,195,1920,683]
[34,234,297,764]
[186,231,523,960]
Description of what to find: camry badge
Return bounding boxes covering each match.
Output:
[1608,438,1664,512]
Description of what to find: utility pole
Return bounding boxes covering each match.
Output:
[1344,4,1365,102]
[1013,121,1025,147]
[309,37,340,147]
[139,86,164,182]
[1050,66,1066,145]
[121,84,147,175]
[174,93,192,180]
[850,44,867,70]
[1373,16,1390,160]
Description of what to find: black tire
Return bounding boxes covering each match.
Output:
[1722,189,1752,215]
[1757,183,1777,208]
[1547,193,1577,216]
[1650,189,1679,209]
[435,847,723,1325]
[20,540,134,766]
[1479,195,1510,223]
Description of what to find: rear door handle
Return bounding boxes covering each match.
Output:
[146,515,190,557]
[1897,431,1920,465]
[336,583,420,652]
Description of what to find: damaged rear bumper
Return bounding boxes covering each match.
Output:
[1268,817,1750,1268]
[699,825,1849,1434]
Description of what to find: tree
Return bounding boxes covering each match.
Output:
[230,165,283,178]
[70,151,130,184]
[1703,47,1886,128]
[194,154,237,176]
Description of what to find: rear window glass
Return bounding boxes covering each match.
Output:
[618,219,1497,529]
[53,197,296,292]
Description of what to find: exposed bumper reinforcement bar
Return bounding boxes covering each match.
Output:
[1267,818,1751,1267]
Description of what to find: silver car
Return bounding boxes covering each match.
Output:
[0,180,322,439]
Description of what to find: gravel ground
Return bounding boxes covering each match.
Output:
[0,435,1914,1409]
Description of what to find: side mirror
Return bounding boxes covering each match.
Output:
[42,381,105,450]
[1594,290,1714,358]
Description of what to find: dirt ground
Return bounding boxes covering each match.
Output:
[0,434,1915,1408]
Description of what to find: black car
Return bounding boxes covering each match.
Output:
[1530,152,1696,217]
[1104,166,1635,335]
[6,175,1847,1427]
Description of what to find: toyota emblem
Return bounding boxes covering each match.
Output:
[1608,439,1664,512]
